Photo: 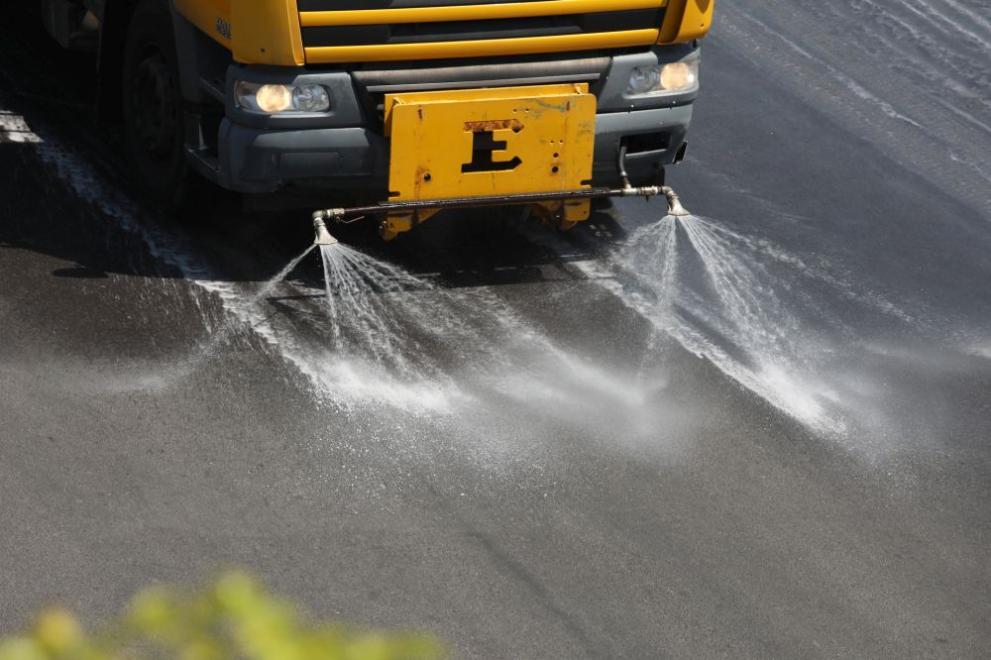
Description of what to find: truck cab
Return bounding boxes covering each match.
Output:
[42,0,714,237]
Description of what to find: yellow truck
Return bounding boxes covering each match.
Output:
[41,0,713,239]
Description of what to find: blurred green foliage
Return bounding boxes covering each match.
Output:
[0,571,444,660]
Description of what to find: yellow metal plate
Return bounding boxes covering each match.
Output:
[306,31,659,65]
[384,84,596,202]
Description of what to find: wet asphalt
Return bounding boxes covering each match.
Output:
[2,2,990,658]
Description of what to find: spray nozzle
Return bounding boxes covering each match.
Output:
[312,213,338,246]
[661,187,690,217]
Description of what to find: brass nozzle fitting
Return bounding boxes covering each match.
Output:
[661,186,691,217]
[312,213,338,246]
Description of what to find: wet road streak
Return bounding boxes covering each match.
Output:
[2,2,990,658]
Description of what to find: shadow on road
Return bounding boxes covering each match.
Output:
[0,3,631,291]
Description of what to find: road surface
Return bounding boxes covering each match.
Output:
[2,2,989,658]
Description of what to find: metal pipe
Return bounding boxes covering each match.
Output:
[312,184,690,225]
[617,144,632,190]
[314,186,666,222]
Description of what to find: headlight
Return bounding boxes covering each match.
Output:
[254,84,293,113]
[660,62,698,91]
[627,61,699,96]
[235,82,332,114]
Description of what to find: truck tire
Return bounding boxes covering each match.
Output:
[121,0,195,209]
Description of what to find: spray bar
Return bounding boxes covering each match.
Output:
[312,185,689,225]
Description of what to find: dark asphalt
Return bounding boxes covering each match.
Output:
[2,2,990,658]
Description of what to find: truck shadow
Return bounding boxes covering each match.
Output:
[0,116,628,291]
[333,204,630,290]
[0,6,631,291]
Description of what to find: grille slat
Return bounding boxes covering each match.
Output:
[299,0,550,9]
[302,9,664,48]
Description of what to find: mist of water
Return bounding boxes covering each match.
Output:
[204,243,317,350]
[151,244,320,384]
[313,242,675,429]
[313,242,515,412]
[255,245,315,304]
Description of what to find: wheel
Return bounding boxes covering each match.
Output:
[121,0,194,208]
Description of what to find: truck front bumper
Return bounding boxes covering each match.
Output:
[217,104,693,194]
[211,46,699,195]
